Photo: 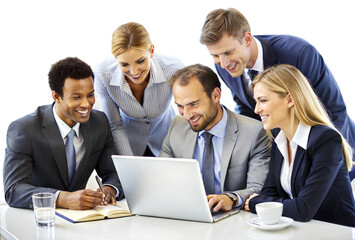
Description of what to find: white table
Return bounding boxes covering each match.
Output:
[1,204,354,240]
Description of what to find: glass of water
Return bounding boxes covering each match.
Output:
[32,192,55,227]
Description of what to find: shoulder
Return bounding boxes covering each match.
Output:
[308,125,342,146]
[168,115,191,134]
[87,109,110,124]
[152,54,184,72]
[9,105,51,129]
[94,56,118,75]
[228,108,264,130]
[256,35,315,54]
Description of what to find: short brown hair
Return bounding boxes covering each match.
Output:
[200,8,251,45]
[112,22,152,57]
[169,64,221,97]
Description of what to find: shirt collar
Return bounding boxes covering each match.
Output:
[52,104,80,139]
[275,122,311,150]
[198,106,227,139]
[247,37,264,72]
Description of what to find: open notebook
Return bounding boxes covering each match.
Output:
[56,200,132,223]
[112,155,240,223]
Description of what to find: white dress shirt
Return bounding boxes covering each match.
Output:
[95,54,184,156]
[274,122,311,198]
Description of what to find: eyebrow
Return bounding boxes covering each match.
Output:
[175,100,199,106]
[210,48,235,56]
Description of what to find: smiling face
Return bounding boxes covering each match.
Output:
[253,82,293,131]
[206,33,253,78]
[173,77,222,132]
[53,77,95,127]
[116,47,153,85]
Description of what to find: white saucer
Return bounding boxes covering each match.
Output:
[248,217,294,231]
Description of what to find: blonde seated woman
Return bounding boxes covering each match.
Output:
[95,22,183,156]
[245,64,355,227]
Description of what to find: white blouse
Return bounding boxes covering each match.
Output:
[274,122,311,198]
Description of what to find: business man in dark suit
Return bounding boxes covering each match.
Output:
[3,57,122,209]
[160,64,270,212]
[200,8,355,179]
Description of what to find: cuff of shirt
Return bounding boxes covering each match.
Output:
[103,184,120,198]
[235,193,243,208]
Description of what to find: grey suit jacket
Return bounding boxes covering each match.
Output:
[3,104,123,208]
[160,107,270,202]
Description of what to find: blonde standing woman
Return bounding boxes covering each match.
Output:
[95,22,183,156]
[245,64,355,227]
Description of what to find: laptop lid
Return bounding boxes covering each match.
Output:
[112,155,239,222]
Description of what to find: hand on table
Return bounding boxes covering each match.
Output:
[244,193,259,211]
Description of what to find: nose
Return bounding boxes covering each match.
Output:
[180,107,192,120]
[130,66,139,76]
[219,55,230,69]
[254,101,261,114]
[80,97,91,108]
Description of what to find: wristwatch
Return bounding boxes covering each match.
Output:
[223,192,238,207]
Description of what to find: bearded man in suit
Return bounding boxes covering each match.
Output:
[160,64,270,212]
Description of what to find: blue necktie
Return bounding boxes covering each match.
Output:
[202,132,215,195]
[65,129,76,183]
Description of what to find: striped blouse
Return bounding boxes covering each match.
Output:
[94,54,184,156]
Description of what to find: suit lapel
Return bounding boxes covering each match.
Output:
[183,130,197,159]
[220,110,238,189]
[42,104,69,188]
[256,37,279,68]
[273,147,285,192]
[291,147,305,196]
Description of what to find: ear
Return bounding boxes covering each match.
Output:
[243,32,253,47]
[286,94,294,108]
[52,91,61,103]
[211,87,221,103]
[150,44,155,58]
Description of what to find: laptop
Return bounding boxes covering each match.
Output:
[112,155,240,223]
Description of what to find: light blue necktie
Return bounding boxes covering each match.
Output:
[202,132,215,195]
[65,129,76,183]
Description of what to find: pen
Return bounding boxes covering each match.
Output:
[95,175,105,193]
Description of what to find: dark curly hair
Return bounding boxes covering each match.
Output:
[48,57,94,97]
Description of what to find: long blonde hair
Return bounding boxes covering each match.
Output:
[111,22,152,57]
[252,64,353,171]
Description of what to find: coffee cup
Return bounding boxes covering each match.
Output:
[255,202,283,225]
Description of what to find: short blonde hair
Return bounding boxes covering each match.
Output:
[252,64,353,171]
[200,8,251,45]
[112,22,152,57]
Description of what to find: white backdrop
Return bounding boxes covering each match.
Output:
[0,0,354,202]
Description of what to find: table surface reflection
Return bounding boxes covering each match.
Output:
[0,204,354,240]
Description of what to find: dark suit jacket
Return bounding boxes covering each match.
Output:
[216,35,355,178]
[3,104,123,208]
[249,125,355,227]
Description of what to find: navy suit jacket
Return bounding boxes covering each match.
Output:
[216,35,355,178]
[249,125,355,227]
[3,104,123,208]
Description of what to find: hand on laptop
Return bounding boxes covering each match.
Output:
[207,194,234,212]
[56,189,105,210]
